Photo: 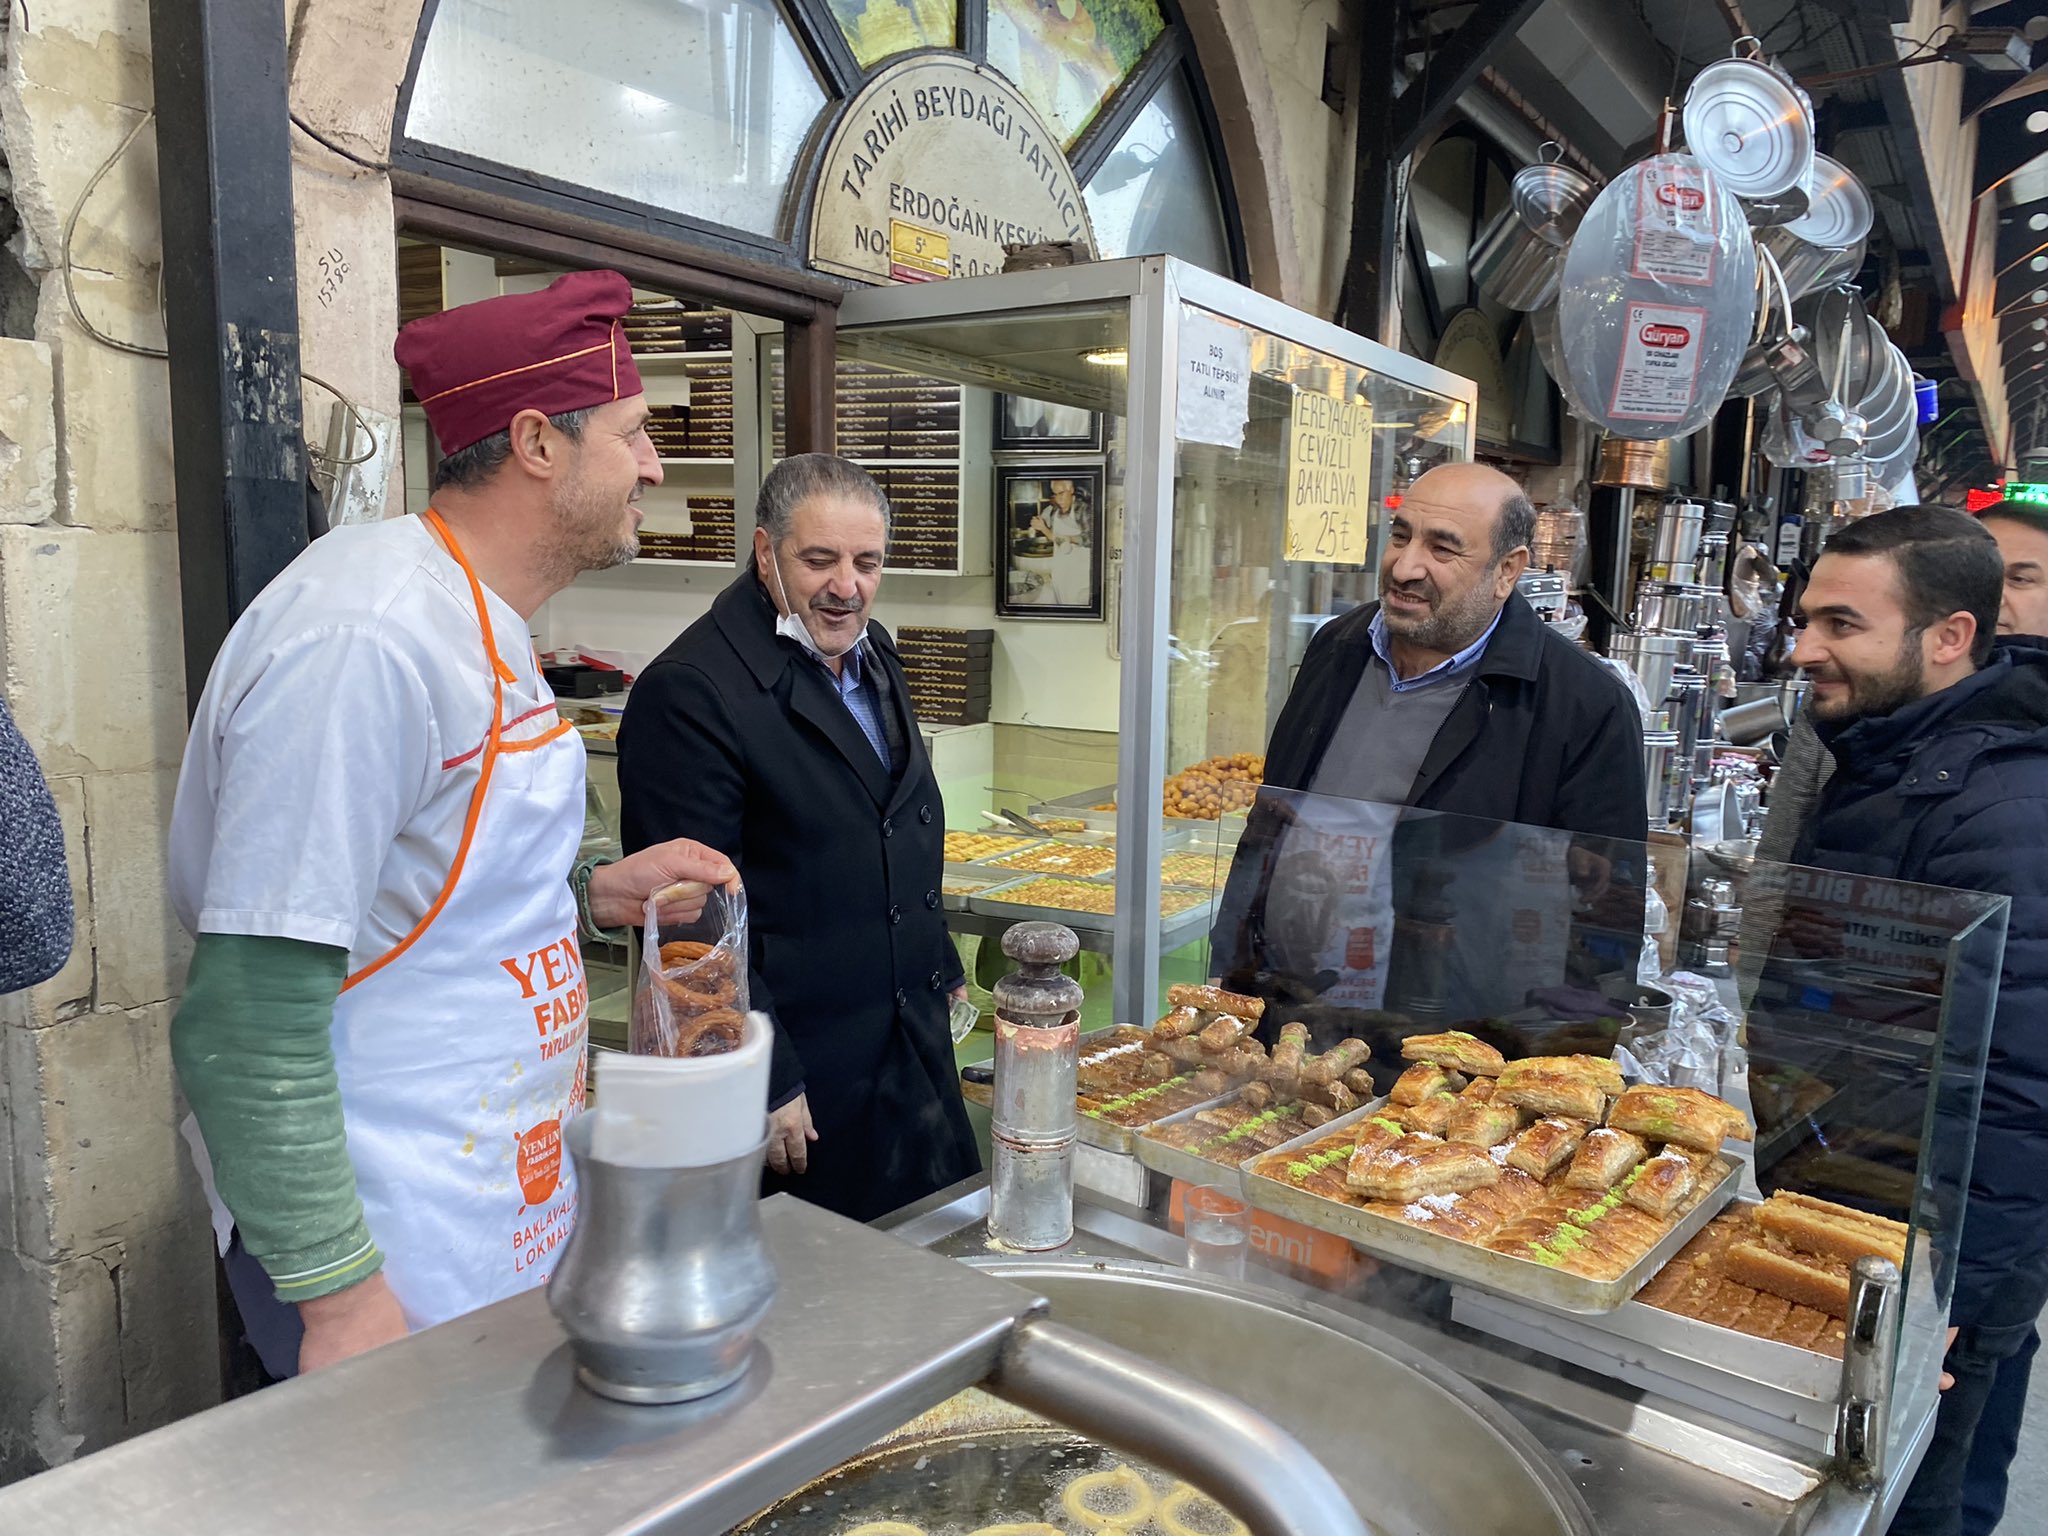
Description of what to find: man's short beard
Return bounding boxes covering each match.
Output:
[1380,565,1504,653]
[1809,630,1928,721]
[547,483,639,582]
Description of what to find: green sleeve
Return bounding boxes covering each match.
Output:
[171,932,383,1301]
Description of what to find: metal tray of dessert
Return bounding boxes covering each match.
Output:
[1447,1242,1849,1448]
[962,875,1219,951]
[1130,1086,1318,1190]
[956,1024,1240,1156]
[1240,1102,1743,1314]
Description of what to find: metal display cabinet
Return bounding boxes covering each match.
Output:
[838,257,1478,1031]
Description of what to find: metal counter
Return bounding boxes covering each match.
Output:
[881,1177,1935,1536]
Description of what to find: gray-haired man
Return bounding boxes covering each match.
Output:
[617,454,980,1221]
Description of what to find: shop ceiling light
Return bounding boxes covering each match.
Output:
[1082,347,1128,367]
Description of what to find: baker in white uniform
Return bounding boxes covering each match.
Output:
[167,270,736,1377]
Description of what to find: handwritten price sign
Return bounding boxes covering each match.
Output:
[1284,388,1374,565]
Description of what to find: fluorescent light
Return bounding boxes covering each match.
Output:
[1083,347,1128,367]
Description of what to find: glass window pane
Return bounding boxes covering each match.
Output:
[1410,135,1476,317]
[405,0,827,237]
[986,0,1164,149]
[1084,70,1231,275]
[1169,305,1471,777]
[828,0,955,68]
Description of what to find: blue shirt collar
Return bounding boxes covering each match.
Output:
[1368,606,1502,693]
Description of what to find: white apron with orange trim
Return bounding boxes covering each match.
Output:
[328,509,590,1329]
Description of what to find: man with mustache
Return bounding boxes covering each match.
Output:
[618,454,979,1219]
[167,271,737,1376]
[1779,508,2048,1536]
[1211,461,1646,1040]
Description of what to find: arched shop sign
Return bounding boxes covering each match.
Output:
[810,56,1098,285]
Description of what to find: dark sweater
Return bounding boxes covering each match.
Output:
[0,693,73,994]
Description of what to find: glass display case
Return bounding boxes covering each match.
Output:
[904,787,2009,1527]
[838,257,1478,1031]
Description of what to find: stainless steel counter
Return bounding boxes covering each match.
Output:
[882,1179,1933,1536]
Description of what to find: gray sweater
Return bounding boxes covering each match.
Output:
[1,693,73,993]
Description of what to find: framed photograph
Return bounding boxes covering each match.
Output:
[996,466,1106,620]
[995,392,1104,452]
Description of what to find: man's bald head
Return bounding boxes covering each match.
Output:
[1406,461,1536,562]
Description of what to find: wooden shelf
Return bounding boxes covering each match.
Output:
[638,349,732,364]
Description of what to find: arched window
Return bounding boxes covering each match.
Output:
[396,0,1242,278]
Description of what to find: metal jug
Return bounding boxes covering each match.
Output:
[547,1114,778,1404]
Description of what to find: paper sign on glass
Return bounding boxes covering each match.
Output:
[1284,388,1374,565]
[1176,309,1252,450]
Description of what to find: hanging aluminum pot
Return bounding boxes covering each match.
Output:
[1792,284,1882,403]
[1785,154,1875,249]
[1469,149,1597,312]
[1760,226,1866,300]
[1682,41,1815,201]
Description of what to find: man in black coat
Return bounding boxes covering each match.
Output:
[1211,462,1648,1055]
[617,454,979,1222]
[1766,508,2048,1536]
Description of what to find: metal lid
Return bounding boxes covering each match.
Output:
[1510,159,1597,247]
[993,921,1083,1025]
[1682,53,1814,199]
[1784,154,1873,249]
[1793,284,1880,402]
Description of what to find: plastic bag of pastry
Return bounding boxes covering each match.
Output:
[632,881,750,1057]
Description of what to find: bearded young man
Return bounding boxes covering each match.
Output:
[1784,507,2048,1536]
[1209,462,1647,1046]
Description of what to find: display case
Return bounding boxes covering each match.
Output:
[837,257,1479,1030]
[905,787,2009,1529]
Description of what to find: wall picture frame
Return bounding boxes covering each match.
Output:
[994,392,1105,451]
[995,465,1106,620]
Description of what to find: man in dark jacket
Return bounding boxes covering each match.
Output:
[1776,507,2048,1536]
[618,454,979,1222]
[1212,462,1648,1051]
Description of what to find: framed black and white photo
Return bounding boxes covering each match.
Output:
[994,393,1104,452]
[995,465,1105,620]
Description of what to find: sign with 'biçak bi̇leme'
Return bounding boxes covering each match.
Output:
[810,57,1097,285]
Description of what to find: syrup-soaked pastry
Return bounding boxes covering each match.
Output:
[1346,1135,1501,1202]
[1167,983,1267,1020]
[1624,1148,1703,1216]
[1445,1097,1522,1149]
[1606,1085,1753,1154]
[1400,1030,1507,1078]
[1504,1117,1590,1179]
[1302,1037,1373,1087]
[1395,1093,1460,1136]
[1493,1065,1606,1121]
[1151,1004,1205,1041]
[1391,1062,1466,1106]
[1563,1128,1649,1190]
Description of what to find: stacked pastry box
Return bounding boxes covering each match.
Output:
[1239,1034,1751,1311]
[898,626,992,726]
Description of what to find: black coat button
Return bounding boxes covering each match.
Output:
[889,905,902,925]
[929,972,943,990]
[882,818,894,838]
[895,989,908,1010]
[919,805,933,824]
[925,890,940,909]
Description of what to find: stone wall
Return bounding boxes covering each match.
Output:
[0,0,218,1480]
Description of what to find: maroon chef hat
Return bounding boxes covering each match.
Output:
[395,269,643,456]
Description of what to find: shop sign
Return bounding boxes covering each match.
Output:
[1175,308,1251,449]
[2004,482,2048,507]
[1283,387,1374,565]
[810,57,1096,285]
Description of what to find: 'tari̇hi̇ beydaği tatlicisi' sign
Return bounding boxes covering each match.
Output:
[810,57,1097,284]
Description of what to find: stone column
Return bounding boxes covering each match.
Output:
[0,0,219,1480]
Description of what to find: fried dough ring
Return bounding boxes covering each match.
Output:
[1062,1465,1155,1529]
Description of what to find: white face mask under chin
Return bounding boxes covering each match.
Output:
[769,553,864,663]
